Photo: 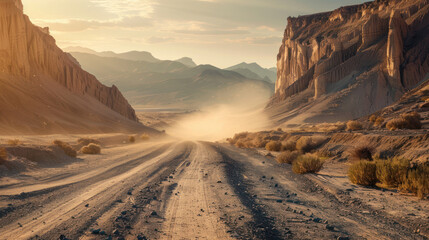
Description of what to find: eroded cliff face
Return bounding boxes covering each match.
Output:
[0,0,138,121]
[270,0,429,124]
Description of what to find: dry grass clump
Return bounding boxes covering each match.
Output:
[351,146,374,161]
[265,141,282,152]
[292,154,324,174]
[228,132,249,145]
[374,117,385,126]
[376,158,409,188]
[369,115,377,123]
[276,151,299,164]
[129,136,136,143]
[386,112,422,130]
[80,143,101,155]
[400,165,429,199]
[0,147,7,164]
[346,120,363,131]
[53,140,77,158]
[7,139,22,146]
[296,136,325,153]
[141,134,150,141]
[281,140,296,151]
[77,138,100,146]
[348,161,377,186]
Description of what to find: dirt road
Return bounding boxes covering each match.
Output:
[0,141,428,239]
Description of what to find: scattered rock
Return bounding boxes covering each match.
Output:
[151,211,158,216]
[91,229,101,234]
[85,204,89,207]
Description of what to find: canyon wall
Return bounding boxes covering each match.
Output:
[272,0,429,106]
[0,0,138,121]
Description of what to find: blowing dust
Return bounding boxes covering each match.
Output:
[167,83,273,141]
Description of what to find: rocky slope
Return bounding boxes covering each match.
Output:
[0,0,137,122]
[268,0,429,126]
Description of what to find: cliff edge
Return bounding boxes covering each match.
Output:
[268,0,429,126]
[0,0,137,122]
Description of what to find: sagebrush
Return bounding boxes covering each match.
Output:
[292,154,324,174]
[78,138,100,146]
[276,151,299,164]
[80,143,101,154]
[346,120,363,131]
[376,158,409,188]
[386,112,421,130]
[348,161,377,186]
[53,140,77,158]
[265,141,282,152]
[351,146,374,161]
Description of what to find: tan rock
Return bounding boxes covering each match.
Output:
[0,0,137,122]
[269,0,429,124]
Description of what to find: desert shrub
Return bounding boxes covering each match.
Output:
[253,138,268,148]
[229,132,249,145]
[376,158,409,188]
[346,120,363,131]
[53,140,77,158]
[0,147,7,163]
[400,165,429,199]
[276,151,299,164]
[141,134,150,141]
[292,154,324,174]
[296,137,316,153]
[129,136,136,143]
[7,139,21,146]
[235,139,246,148]
[386,112,421,130]
[236,138,254,148]
[277,128,283,132]
[80,143,101,155]
[281,140,296,151]
[265,141,282,152]
[369,115,377,123]
[351,146,374,161]
[348,161,377,186]
[77,138,100,146]
[374,117,385,126]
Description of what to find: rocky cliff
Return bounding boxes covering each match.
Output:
[268,0,429,125]
[0,0,138,122]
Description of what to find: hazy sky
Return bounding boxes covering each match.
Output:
[22,0,368,68]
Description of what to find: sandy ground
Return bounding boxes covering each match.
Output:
[0,136,428,240]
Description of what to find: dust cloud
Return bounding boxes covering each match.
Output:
[167,83,273,141]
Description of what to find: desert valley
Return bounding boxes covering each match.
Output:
[0,0,428,239]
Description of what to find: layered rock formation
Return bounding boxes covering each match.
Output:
[269,0,429,125]
[0,0,137,121]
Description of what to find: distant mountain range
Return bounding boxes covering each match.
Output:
[66,49,275,109]
[225,62,277,83]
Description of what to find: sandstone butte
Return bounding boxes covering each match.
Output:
[268,0,429,124]
[0,0,138,122]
